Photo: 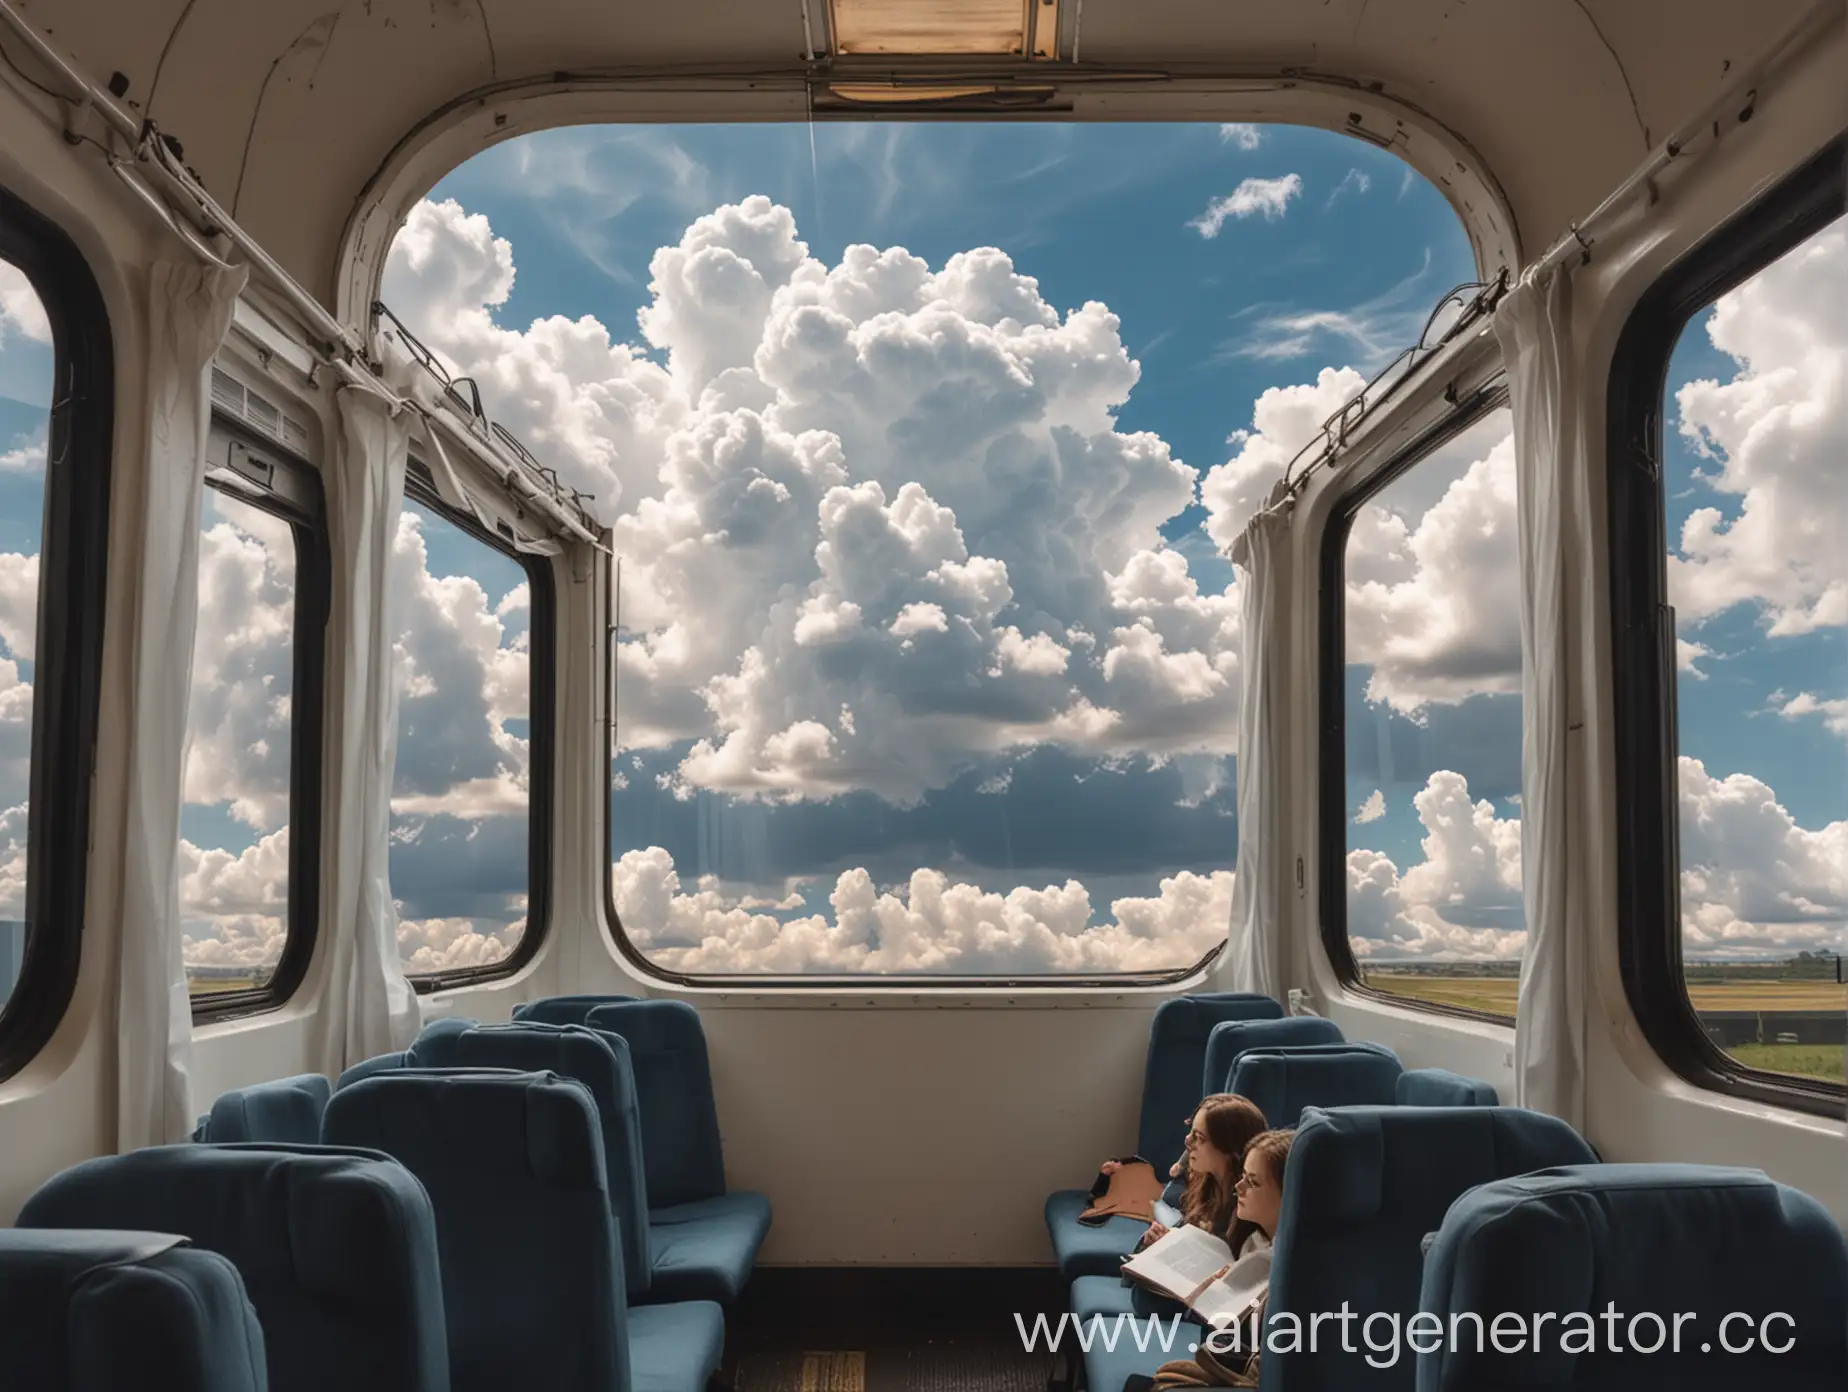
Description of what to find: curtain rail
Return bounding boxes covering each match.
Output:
[1528,0,1840,283]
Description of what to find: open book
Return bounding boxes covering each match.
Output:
[1120,1226,1272,1330]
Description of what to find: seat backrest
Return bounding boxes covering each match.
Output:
[409,1021,653,1295]
[1227,1049,1403,1126]
[335,1052,408,1091]
[1200,1016,1345,1100]
[1394,1067,1498,1107]
[585,999,725,1208]
[1419,1163,1848,1392]
[16,1144,449,1392]
[513,995,639,1026]
[0,1229,269,1392]
[1264,1105,1597,1392]
[323,1071,629,1392]
[411,1016,475,1049]
[195,1075,332,1144]
[1136,994,1285,1174]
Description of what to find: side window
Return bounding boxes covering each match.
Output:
[1323,403,1523,1021]
[182,412,328,1017]
[0,190,111,1078]
[390,492,549,984]
[1612,136,1844,1112]
[0,256,48,1020]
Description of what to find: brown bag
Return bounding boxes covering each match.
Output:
[1078,1157,1165,1224]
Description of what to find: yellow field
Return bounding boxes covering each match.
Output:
[1364,974,1848,1018]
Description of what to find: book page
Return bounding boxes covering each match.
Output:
[1119,1224,1233,1301]
[1187,1247,1271,1330]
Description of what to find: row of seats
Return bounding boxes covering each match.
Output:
[4,993,763,1392]
[1053,994,1848,1392]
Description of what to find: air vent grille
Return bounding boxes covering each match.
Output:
[210,365,311,456]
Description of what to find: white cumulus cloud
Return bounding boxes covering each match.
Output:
[1189,176,1303,237]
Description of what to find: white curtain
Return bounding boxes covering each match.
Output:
[116,262,248,1150]
[311,368,422,1075]
[1225,500,1294,1001]
[1495,269,1588,1129]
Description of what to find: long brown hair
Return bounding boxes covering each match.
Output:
[1180,1093,1268,1242]
[1232,1128,1296,1249]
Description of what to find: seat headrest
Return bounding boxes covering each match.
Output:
[17,1143,440,1309]
[0,1230,267,1392]
[1228,1049,1403,1126]
[512,995,638,1026]
[200,1075,332,1145]
[1395,1067,1498,1107]
[326,1070,609,1190]
[1201,1016,1345,1094]
[1287,1105,1596,1224]
[582,998,705,1051]
[1423,1165,1848,1389]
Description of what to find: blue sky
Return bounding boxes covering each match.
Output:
[1663,325,1845,832]
[2,121,1837,978]
[410,120,1499,969]
[426,121,1467,532]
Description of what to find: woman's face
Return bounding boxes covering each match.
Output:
[1235,1152,1282,1236]
[1184,1106,1233,1184]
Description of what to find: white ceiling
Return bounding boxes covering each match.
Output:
[9,0,1830,309]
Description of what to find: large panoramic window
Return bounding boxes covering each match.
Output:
[381,121,1476,977]
[181,408,328,1016]
[389,495,544,982]
[1323,405,1523,1020]
[0,189,110,1079]
[1612,136,1844,1109]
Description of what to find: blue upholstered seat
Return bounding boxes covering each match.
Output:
[1045,993,1283,1283]
[1227,1047,1403,1125]
[586,1000,772,1303]
[1135,995,1286,1179]
[514,994,640,1026]
[0,1229,269,1392]
[336,1051,408,1090]
[1265,1105,1597,1391]
[1419,1163,1848,1391]
[582,1001,728,1208]
[324,1069,723,1392]
[407,1021,655,1299]
[1394,1067,1498,1107]
[16,1144,449,1392]
[1070,1274,1140,1320]
[649,1192,773,1304]
[1067,1276,1206,1392]
[1045,1189,1152,1286]
[628,1302,728,1392]
[1199,1015,1345,1096]
[411,1015,475,1049]
[191,1074,331,1144]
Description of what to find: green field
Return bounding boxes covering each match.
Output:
[1364,973,1848,1016]
[1727,1042,1845,1082]
[1362,972,1846,1085]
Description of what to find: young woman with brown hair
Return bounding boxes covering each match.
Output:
[1137,1127,1297,1390]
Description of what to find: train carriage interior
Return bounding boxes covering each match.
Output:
[0,1,1844,1389]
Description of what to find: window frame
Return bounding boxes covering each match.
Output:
[1607,132,1847,1118]
[188,417,331,1024]
[1316,384,1518,1027]
[395,469,556,993]
[599,547,1230,990]
[0,184,114,1082]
